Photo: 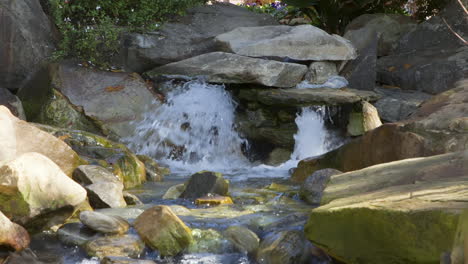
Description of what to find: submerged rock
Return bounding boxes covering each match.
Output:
[224,226,260,254]
[134,205,193,256]
[256,230,312,264]
[195,195,234,206]
[57,222,100,247]
[80,211,129,235]
[188,229,233,254]
[101,257,156,264]
[180,171,229,199]
[0,152,87,231]
[216,25,357,61]
[299,169,342,204]
[0,210,30,251]
[85,234,145,259]
[146,52,308,88]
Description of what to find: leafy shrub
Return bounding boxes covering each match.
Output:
[46,0,207,67]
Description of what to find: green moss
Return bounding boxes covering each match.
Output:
[305,208,459,264]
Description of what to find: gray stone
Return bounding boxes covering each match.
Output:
[256,230,312,264]
[85,235,145,259]
[57,222,100,246]
[0,0,56,91]
[73,165,121,186]
[299,169,342,205]
[86,181,127,209]
[163,184,186,200]
[347,101,382,136]
[101,257,156,264]
[188,229,233,254]
[374,86,432,122]
[123,192,143,206]
[344,14,417,56]
[80,211,129,235]
[0,88,26,119]
[305,62,338,84]
[224,226,260,254]
[180,171,229,199]
[215,25,357,61]
[146,52,308,88]
[119,3,278,72]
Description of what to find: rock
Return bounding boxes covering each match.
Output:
[86,182,127,209]
[215,25,357,61]
[136,155,170,182]
[146,52,308,88]
[180,171,229,199]
[17,61,160,138]
[0,88,26,119]
[347,101,382,136]
[450,211,468,264]
[265,148,291,166]
[299,169,342,204]
[85,235,145,259]
[195,196,234,206]
[305,150,468,263]
[0,210,30,251]
[123,192,143,206]
[95,208,145,222]
[344,14,417,56]
[341,27,378,91]
[256,230,312,264]
[163,184,186,200]
[0,106,82,176]
[73,165,121,185]
[0,152,87,230]
[0,0,56,91]
[101,257,156,264]
[305,62,338,85]
[374,86,432,122]
[188,229,233,254]
[79,211,129,235]
[34,125,146,189]
[224,226,259,254]
[119,3,279,72]
[57,222,100,246]
[134,205,193,256]
[243,88,380,107]
[2,249,50,264]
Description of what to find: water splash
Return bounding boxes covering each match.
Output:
[126,80,249,173]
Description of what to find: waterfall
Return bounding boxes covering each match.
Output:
[126,80,249,173]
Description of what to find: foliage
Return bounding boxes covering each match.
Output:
[46,0,207,67]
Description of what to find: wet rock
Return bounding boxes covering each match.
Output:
[180,171,229,199]
[305,62,338,85]
[450,211,468,264]
[18,61,160,138]
[119,3,278,72]
[0,106,82,176]
[134,205,193,256]
[216,25,357,61]
[0,152,87,230]
[347,101,382,136]
[305,150,468,264]
[57,222,100,246]
[85,235,145,259]
[2,249,51,264]
[96,208,145,222]
[299,169,342,204]
[0,0,56,91]
[195,195,234,206]
[136,155,170,182]
[86,182,127,209]
[101,257,156,264]
[224,226,260,254]
[265,148,291,166]
[188,229,233,254]
[374,86,432,122]
[344,14,417,56]
[80,211,129,235]
[0,89,26,119]
[146,52,308,88]
[123,192,143,206]
[162,184,186,200]
[0,210,30,251]
[73,165,121,185]
[256,230,312,264]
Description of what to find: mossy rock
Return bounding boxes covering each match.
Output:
[306,208,459,264]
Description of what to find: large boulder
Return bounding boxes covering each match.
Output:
[0,106,82,176]
[146,52,308,88]
[0,88,26,119]
[119,3,279,72]
[134,206,193,256]
[344,14,417,56]
[0,0,56,91]
[17,62,161,138]
[305,150,468,263]
[376,1,468,95]
[180,171,229,199]
[215,25,357,61]
[0,152,87,230]
[0,210,30,251]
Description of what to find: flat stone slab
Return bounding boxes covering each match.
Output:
[215,25,357,61]
[253,88,380,106]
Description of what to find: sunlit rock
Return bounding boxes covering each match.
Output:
[85,234,144,259]
[195,195,234,206]
[347,101,382,136]
[0,210,30,251]
[80,211,129,235]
